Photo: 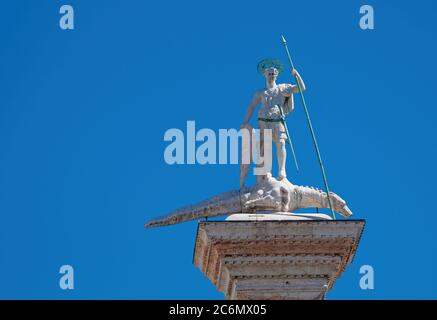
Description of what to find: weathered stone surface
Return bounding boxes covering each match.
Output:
[193,220,365,300]
[144,178,352,229]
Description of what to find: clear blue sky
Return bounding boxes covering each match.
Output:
[1,0,436,299]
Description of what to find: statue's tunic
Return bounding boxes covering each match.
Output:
[258,83,295,143]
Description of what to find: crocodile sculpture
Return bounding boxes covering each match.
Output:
[144,176,352,228]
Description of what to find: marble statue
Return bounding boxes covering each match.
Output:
[240,60,305,187]
[144,59,352,229]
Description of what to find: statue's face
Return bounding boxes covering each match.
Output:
[264,68,278,82]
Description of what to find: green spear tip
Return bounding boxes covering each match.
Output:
[281,35,287,44]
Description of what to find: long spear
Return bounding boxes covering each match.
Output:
[281,35,336,220]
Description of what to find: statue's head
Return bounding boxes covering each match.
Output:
[263,67,279,82]
[257,58,283,82]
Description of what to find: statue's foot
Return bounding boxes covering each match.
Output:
[277,170,287,181]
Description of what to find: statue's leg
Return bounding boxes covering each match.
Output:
[277,138,287,180]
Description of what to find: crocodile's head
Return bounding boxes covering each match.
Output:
[329,192,353,218]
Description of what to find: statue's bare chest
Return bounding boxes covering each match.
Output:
[261,87,285,108]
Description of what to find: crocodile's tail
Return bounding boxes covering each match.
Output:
[144,189,242,228]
